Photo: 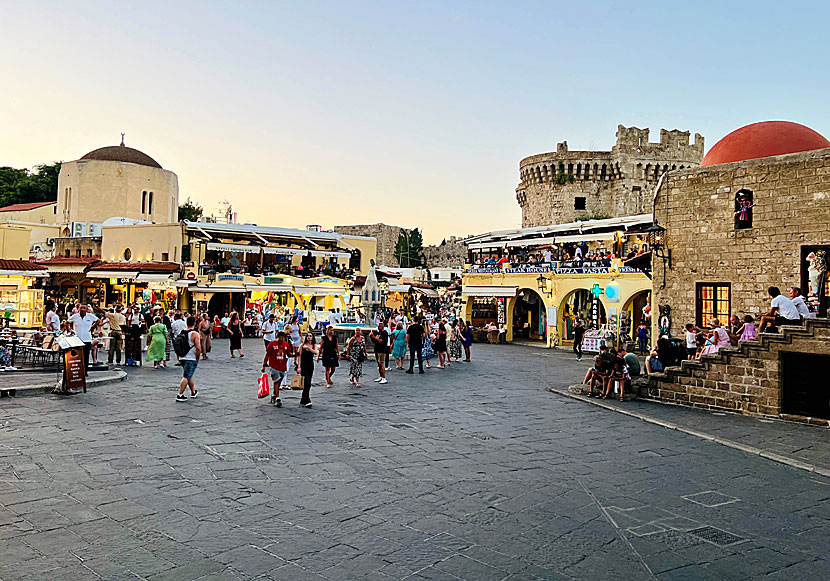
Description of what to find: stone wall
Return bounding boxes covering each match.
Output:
[334,223,405,268]
[424,236,466,267]
[517,125,704,227]
[646,319,830,423]
[653,148,830,332]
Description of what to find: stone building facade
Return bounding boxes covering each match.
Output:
[423,236,466,268]
[517,125,704,227]
[334,223,405,268]
[653,147,830,330]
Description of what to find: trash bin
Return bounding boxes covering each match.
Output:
[55,335,87,394]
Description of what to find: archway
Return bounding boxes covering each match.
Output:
[558,288,606,342]
[512,288,546,342]
[620,290,651,344]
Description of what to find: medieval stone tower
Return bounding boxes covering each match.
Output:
[516,125,704,227]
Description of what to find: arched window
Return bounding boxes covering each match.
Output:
[349,249,361,270]
[734,189,754,230]
[142,191,147,213]
[148,192,154,216]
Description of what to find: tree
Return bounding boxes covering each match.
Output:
[178,197,203,222]
[394,228,425,268]
[0,162,61,207]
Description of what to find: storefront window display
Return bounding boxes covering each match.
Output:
[0,286,44,328]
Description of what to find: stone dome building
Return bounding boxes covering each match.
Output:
[700,120,830,166]
[516,125,704,227]
[56,137,179,237]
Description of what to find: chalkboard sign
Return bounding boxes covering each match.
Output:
[64,347,87,393]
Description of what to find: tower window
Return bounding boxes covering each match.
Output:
[734,189,753,230]
[142,191,147,213]
[574,197,587,211]
[148,192,154,216]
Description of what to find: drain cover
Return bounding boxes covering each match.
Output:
[687,526,744,546]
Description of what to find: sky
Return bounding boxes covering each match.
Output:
[1,0,829,243]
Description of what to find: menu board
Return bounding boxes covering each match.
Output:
[64,347,87,392]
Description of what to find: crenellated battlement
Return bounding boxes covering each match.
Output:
[516,124,705,227]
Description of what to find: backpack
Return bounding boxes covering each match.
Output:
[173,330,192,357]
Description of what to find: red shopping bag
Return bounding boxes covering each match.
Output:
[257,373,270,398]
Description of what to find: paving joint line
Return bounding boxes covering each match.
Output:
[548,387,830,479]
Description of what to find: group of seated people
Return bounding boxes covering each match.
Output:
[583,343,640,401]
[470,246,621,268]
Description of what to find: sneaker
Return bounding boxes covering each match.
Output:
[190,390,198,398]
[275,398,282,408]
[379,378,388,384]
[405,369,414,374]
[270,395,277,404]
[176,394,187,402]
[373,377,382,382]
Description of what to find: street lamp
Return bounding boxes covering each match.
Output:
[536,274,552,298]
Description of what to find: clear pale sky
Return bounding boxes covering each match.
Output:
[1,1,828,243]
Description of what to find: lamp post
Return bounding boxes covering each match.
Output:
[536,274,552,298]
[645,222,671,289]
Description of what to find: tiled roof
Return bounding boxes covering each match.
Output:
[0,259,48,271]
[0,201,57,212]
[88,261,180,273]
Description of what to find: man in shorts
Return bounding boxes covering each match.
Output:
[262,331,292,407]
[176,316,201,402]
[370,321,389,384]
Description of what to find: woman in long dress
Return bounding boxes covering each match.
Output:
[347,328,366,388]
[228,311,244,358]
[422,320,434,368]
[318,325,339,388]
[434,319,448,368]
[146,316,169,368]
[390,322,407,369]
[299,332,317,408]
[448,320,463,362]
[198,313,212,360]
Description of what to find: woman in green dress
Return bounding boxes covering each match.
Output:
[146,316,170,368]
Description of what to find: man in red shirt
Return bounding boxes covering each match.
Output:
[262,331,292,408]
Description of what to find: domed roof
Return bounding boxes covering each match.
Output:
[700,121,830,166]
[80,143,162,168]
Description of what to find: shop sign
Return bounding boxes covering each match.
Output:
[264,276,286,284]
[218,274,244,282]
[117,277,134,284]
[497,297,505,325]
[504,266,551,274]
[317,277,340,284]
[465,267,500,274]
[617,266,642,273]
[554,267,610,274]
[109,277,117,285]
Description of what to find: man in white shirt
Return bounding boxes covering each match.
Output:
[68,304,99,368]
[328,309,338,327]
[759,286,801,333]
[261,313,278,348]
[790,287,811,318]
[542,249,552,263]
[171,312,187,338]
[45,304,60,333]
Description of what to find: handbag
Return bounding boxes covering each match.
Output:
[290,375,304,388]
[257,373,270,398]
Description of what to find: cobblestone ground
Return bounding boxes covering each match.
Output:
[1,339,829,580]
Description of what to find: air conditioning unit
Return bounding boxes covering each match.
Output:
[88,223,102,237]
[71,222,86,237]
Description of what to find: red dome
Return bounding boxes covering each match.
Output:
[700,121,830,166]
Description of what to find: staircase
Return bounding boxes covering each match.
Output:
[644,318,830,424]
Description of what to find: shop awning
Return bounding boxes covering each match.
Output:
[206,242,261,254]
[293,286,349,296]
[190,285,248,293]
[262,247,310,256]
[554,233,616,243]
[387,284,411,293]
[174,279,198,287]
[135,273,174,283]
[462,285,518,297]
[412,287,439,297]
[88,270,139,279]
[43,265,87,274]
[0,269,49,277]
[310,250,351,259]
[246,284,294,292]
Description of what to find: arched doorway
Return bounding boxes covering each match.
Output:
[512,288,546,342]
[621,290,651,343]
[559,288,607,341]
[207,292,244,320]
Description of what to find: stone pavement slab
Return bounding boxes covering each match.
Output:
[0,340,829,580]
[551,384,830,477]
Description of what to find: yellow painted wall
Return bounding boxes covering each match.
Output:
[339,235,377,275]
[0,221,61,256]
[102,223,184,263]
[0,224,32,260]
[462,269,652,346]
[57,159,179,232]
[0,203,56,223]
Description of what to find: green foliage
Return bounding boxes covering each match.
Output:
[575,214,610,222]
[178,197,203,222]
[0,162,61,207]
[394,228,425,268]
[554,172,575,185]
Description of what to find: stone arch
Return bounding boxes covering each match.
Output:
[558,287,606,342]
[512,288,547,342]
[621,289,652,344]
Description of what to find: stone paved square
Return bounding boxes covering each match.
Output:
[1,339,830,580]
